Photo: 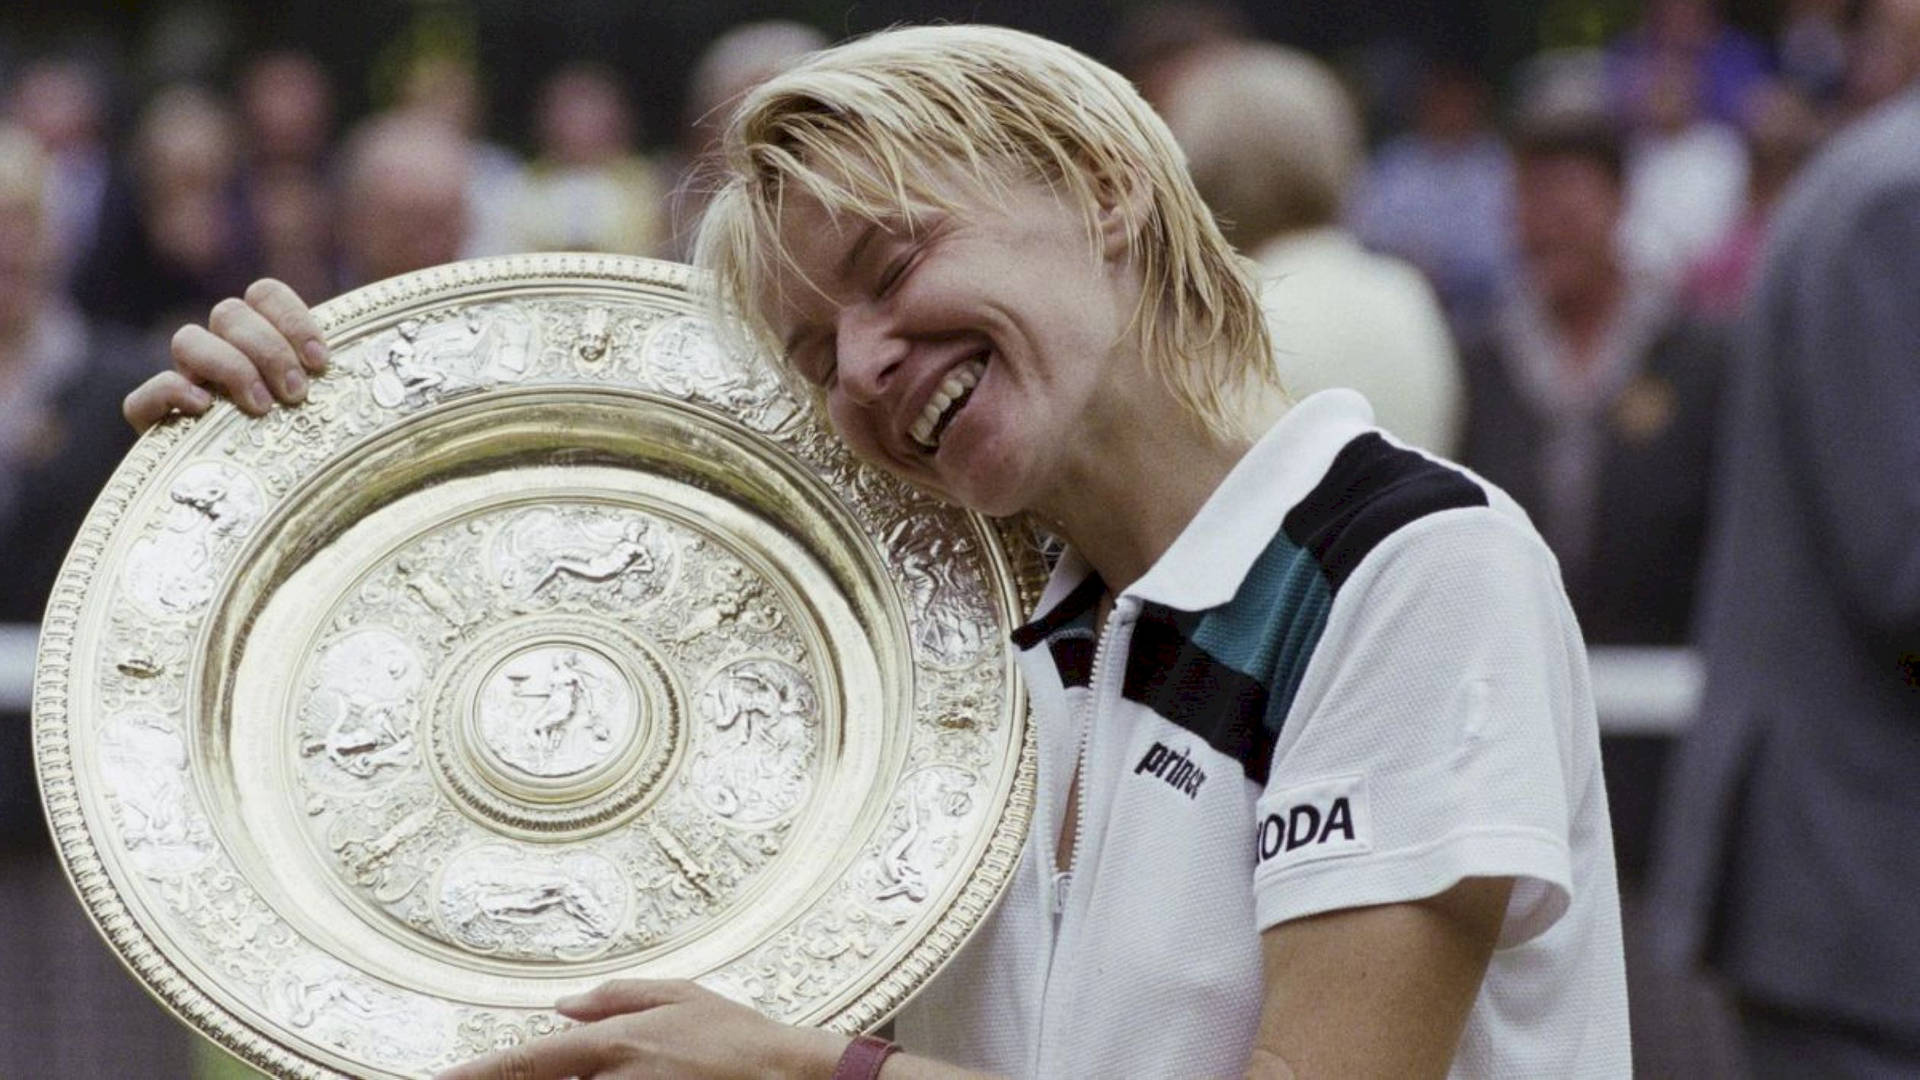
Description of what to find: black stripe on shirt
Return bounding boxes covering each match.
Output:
[1123,602,1276,784]
[1283,433,1487,596]
[1010,572,1106,650]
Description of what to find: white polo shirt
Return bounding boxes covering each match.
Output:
[894,390,1629,1077]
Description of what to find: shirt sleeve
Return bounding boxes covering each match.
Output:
[1251,507,1589,947]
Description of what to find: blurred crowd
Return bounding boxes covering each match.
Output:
[2,0,1917,1076]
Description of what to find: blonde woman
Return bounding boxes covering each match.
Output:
[129,26,1629,1080]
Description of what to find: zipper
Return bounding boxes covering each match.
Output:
[1032,592,1128,1077]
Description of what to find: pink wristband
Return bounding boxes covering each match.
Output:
[831,1033,900,1080]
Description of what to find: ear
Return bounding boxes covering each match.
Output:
[1093,166,1148,261]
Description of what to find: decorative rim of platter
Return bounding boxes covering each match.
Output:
[33,253,1045,1079]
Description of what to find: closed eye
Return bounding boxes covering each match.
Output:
[877,247,920,298]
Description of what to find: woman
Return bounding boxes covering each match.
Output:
[127,26,1628,1080]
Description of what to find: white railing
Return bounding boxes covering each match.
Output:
[0,625,1703,734]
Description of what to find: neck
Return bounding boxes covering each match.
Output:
[1034,371,1253,592]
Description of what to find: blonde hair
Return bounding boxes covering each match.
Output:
[1158,42,1361,246]
[692,24,1275,437]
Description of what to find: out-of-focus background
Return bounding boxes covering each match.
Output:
[2,1,1916,1077]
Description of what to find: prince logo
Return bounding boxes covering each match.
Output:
[1134,741,1206,798]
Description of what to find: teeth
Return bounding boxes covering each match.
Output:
[910,357,986,451]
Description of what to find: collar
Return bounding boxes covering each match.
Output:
[1011,388,1378,637]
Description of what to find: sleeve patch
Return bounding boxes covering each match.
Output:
[1256,775,1372,871]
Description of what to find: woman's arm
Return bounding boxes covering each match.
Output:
[431,979,998,1080]
[1246,876,1513,1080]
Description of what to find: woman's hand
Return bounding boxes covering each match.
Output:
[123,277,329,432]
[433,979,850,1080]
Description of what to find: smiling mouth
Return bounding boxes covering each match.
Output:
[910,354,987,453]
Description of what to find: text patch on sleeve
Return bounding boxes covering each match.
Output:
[1255,775,1372,870]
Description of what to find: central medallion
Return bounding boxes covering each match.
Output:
[474,644,636,782]
[430,615,683,839]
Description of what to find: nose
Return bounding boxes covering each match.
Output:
[833,302,905,403]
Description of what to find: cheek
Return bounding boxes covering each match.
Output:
[823,399,892,470]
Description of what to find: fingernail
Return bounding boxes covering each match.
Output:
[285,368,307,399]
[303,339,329,369]
[555,994,586,1010]
[247,385,273,413]
[187,386,212,409]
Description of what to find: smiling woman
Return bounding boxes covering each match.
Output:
[133,23,1630,1080]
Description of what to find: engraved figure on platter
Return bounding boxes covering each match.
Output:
[99,711,214,876]
[530,518,654,594]
[491,507,672,609]
[124,461,265,616]
[367,307,534,409]
[646,314,799,431]
[394,556,482,643]
[514,650,604,752]
[300,692,416,778]
[297,629,425,788]
[368,318,445,408]
[478,646,633,778]
[869,767,977,906]
[887,517,991,667]
[475,880,612,935]
[672,560,782,644]
[577,305,612,362]
[438,846,626,959]
[266,959,453,1066]
[691,660,816,825]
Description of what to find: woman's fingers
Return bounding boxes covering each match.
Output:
[554,978,700,1021]
[243,277,328,373]
[122,371,214,432]
[171,323,276,415]
[209,296,307,403]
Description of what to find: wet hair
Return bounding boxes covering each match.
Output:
[692,24,1275,438]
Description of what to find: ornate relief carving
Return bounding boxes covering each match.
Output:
[34,255,1038,1078]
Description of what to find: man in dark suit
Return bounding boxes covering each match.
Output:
[1651,75,1920,1076]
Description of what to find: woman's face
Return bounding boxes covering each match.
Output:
[766,175,1142,518]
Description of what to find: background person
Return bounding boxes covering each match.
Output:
[1652,47,1920,1080]
[1159,40,1464,455]
[0,121,187,1080]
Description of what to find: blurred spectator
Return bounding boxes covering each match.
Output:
[1652,74,1920,1080]
[238,50,336,300]
[71,84,260,333]
[1777,0,1852,107]
[1160,41,1463,455]
[0,121,188,1079]
[398,52,526,259]
[512,64,662,256]
[659,20,826,261]
[336,113,472,287]
[1844,0,1920,115]
[3,56,112,290]
[1462,109,1725,648]
[1607,0,1772,129]
[1349,61,1515,351]
[1619,51,1750,283]
[1684,82,1824,322]
[1107,1,1252,112]
[239,49,333,172]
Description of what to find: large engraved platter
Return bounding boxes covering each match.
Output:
[33,255,1044,1078]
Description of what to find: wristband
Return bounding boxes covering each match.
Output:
[830,1033,900,1080]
